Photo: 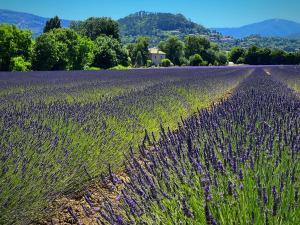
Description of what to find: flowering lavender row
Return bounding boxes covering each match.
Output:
[84,68,300,224]
[268,66,300,93]
[0,67,251,224]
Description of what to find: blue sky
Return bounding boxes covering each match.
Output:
[1,0,300,27]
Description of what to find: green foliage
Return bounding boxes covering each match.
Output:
[70,17,119,40]
[270,48,287,65]
[237,57,245,64]
[229,47,246,64]
[84,66,101,71]
[118,11,209,46]
[245,46,273,65]
[179,56,189,66]
[43,16,61,33]
[73,36,95,70]
[160,58,172,67]
[32,28,95,71]
[0,24,32,71]
[93,35,129,69]
[146,59,153,67]
[135,51,143,67]
[216,35,300,52]
[32,31,67,70]
[184,35,210,58]
[202,48,218,65]
[189,54,203,66]
[109,65,132,70]
[285,51,300,64]
[180,35,226,66]
[159,36,184,65]
[9,56,31,71]
[240,46,300,65]
[243,46,259,65]
[217,52,228,65]
[127,37,150,67]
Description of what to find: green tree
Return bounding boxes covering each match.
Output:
[160,58,172,67]
[70,17,119,40]
[93,35,129,69]
[73,36,95,70]
[244,46,259,65]
[184,35,210,58]
[32,29,94,70]
[43,16,61,33]
[257,48,271,65]
[127,37,150,67]
[10,56,31,71]
[202,48,218,65]
[32,31,68,70]
[270,48,287,65]
[189,54,203,66]
[216,52,228,66]
[229,47,246,64]
[159,36,184,65]
[236,57,245,64]
[135,51,143,67]
[285,52,300,65]
[0,24,32,71]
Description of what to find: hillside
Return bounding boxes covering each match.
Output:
[0,9,71,36]
[1,9,299,51]
[217,35,300,52]
[118,11,210,45]
[213,18,300,38]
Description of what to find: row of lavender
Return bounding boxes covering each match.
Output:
[0,68,249,224]
[75,68,300,224]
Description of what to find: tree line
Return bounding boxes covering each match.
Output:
[0,16,300,72]
[229,46,300,65]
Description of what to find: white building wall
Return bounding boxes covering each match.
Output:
[151,54,166,65]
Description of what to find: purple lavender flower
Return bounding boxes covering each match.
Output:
[182,197,193,218]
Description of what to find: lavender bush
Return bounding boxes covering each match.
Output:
[0,67,250,224]
[76,67,299,225]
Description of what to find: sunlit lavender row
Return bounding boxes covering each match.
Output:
[72,68,300,224]
[0,67,252,224]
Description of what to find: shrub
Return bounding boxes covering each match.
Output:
[84,66,101,71]
[189,54,203,66]
[10,57,31,71]
[109,65,132,70]
[160,58,172,67]
[146,60,153,67]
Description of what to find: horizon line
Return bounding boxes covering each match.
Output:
[1,8,299,28]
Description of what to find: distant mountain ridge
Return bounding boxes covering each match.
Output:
[213,19,300,38]
[1,9,300,51]
[0,9,71,36]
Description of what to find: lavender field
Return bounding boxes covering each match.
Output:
[0,66,299,224]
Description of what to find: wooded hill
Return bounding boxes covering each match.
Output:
[118,11,210,45]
